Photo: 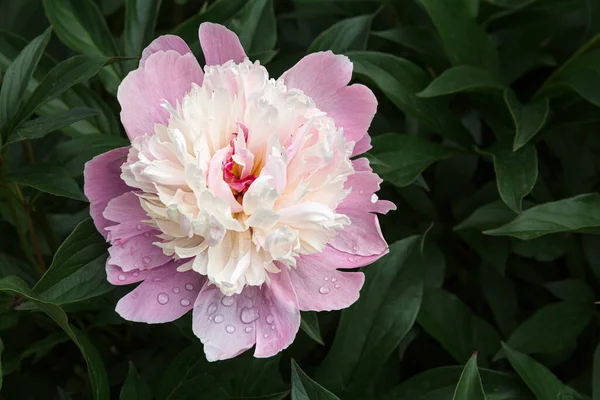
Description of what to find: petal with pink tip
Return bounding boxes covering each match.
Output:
[254,267,300,358]
[199,22,247,66]
[103,192,155,243]
[83,147,131,239]
[352,133,372,157]
[140,35,192,67]
[116,262,204,323]
[192,284,258,362]
[340,160,396,215]
[329,209,388,257]
[305,244,388,270]
[118,50,204,141]
[108,233,171,272]
[290,253,365,311]
[106,262,148,285]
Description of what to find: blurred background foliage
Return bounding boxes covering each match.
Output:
[1,0,600,399]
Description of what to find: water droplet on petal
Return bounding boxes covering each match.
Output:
[152,277,161,282]
[142,256,151,265]
[324,277,329,281]
[271,325,275,330]
[353,245,359,251]
[172,287,180,294]
[348,257,356,263]
[263,333,269,339]
[214,314,224,324]
[180,298,190,307]
[359,189,365,195]
[136,223,143,230]
[245,326,253,333]
[207,303,217,315]
[226,325,235,333]
[371,194,378,203]
[335,284,341,289]
[221,296,235,307]
[241,308,259,323]
[331,278,338,283]
[266,314,274,324]
[132,272,139,277]
[319,287,330,294]
[143,232,150,238]
[131,292,139,299]
[118,275,126,281]
[185,283,194,291]
[157,293,169,305]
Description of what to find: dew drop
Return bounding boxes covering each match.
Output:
[348,256,357,263]
[132,272,139,277]
[221,296,235,307]
[118,275,126,281]
[172,287,180,294]
[132,292,139,299]
[353,245,359,251]
[266,314,274,324]
[271,325,276,330]
[319,287,330,294]
[359,189,365,195]
[185,283,194,291]
[226,325,235,334]
[152,277,161,282]
[157,293,169,305]
[136,223,143,230]
[214,314,224,324]
[180,298,190,307]
[240,308,259,323]
[207,302,217,315]
[143,232,150,238]
[323,277,329,281]
[245,326,253,333]
[371,194,378,203]
[331,278,338,283]
[142,256,151,265]
[335,284,341,289]
[263,333,269,339]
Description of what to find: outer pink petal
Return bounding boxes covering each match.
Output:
[140,35,192,68]
[280,51,352,106]
[254,267,300,358]
[118,50,204,141]
[83,147,131,239]
[340,159,396,215]
[199,22,247,66]
[290,254,365,311]
[304,244,387,270]
[106,262,148,285]
[352,133,372,157]
[329,210,388,257]
[115,261,204,323]
[108,233,171,272]
[103,192,155,243]
[192,284,257,362]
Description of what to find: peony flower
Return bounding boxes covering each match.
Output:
[83,22,395,361]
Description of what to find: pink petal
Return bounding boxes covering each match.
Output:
[280,51,352,106]
[352,133,372,157]
[306,244,388,270]
[254,267,300,358]
[116,261,204,323]
[340,159,396,215]
[329,209,388,257]
[208,147,243,213]
[199,22,247,66]
[140,35,192,68]
[118,50,204,141]
[106,262,148,285]
[108,233,171,272]
[103,192,155,243]
[83,147,131,239]
[290,253,365,311]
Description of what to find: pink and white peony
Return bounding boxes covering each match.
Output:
[84,22,395,361]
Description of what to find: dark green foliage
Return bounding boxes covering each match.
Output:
[0,0,599,399]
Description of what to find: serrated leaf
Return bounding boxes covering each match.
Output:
[291,360,339,400]
[502,343,582,400]
[369,133,458,187]
[120,362,152,400]
[228,0,276,64]
[308,15,372,54]
[453,353,486,400]
[485,193,600,239]
[0,27,51,130]
[300,311,324,345]
[504,90,549,151]
[418,66,504,98]
[8,164,85,201]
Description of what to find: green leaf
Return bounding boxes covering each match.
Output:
[369,133,458,187]
[228,0,276,64]
[417,66,504,98]
[15,56,108,127]
[0,276,109,400]
[502,343,582,400]
[316,236,423,397]
[418,287,501,363]
[485,193,600,240]
[291,359,339,400]
[594,343,600,400]
[544,279,595,303]
[43,0,122,93]
[300,311,324,345]
[455,201,518,231]
[453,353,486,400]
[308,15,372,54]
[49,135,129,176]
[8,164,85,201]
[34,218,110,304]
[0,338,4,391]
[3,332,69,375]
[347,52,472,146]
[0,27,51,130]
[504,301,593,355]
[384,366,534,400]
[157,345,218,399]
[418,0,499,73]
[480,263,518,336]
[504,90,550,151]
[371,27,446,67]
[120,362,152,400]
[124,0,162,57]
[490,143,538,213]
[5,107,98,146]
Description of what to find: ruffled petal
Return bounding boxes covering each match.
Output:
[106,262,148,285]
[199,22,247,66]
[108,232,171,272]
[118,50,204,141]
[103,192,156,242]
[140,35,192,67]
[115,261,204,323]
[339,159,396,215]
[328,210,388,257]
[83,147,131,239]
[352,133,372,157]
